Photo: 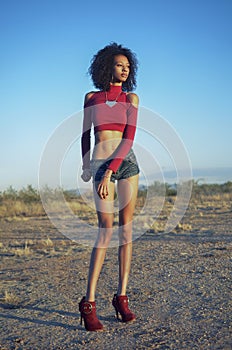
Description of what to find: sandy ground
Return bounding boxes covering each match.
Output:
[0,195,231,350]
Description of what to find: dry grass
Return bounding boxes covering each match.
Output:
[1,291,21,309]
[0,200,45,218]
[41,237,54,247]
[0,235,77,259]
[0,184,231,240]
[13,240,31,257]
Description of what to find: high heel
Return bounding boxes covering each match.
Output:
[79,296,103,331]
[112,294,136,322]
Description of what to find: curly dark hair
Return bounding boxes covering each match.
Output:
[88,42,138,92]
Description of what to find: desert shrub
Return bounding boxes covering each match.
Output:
[165,183,177,196]
[221,181,232,193]
[18,185,40,203]
[140,181,176,197]
[0,185,43,218]
[192,180,232,196]
[0,181,231,218]
[2,186,18,200]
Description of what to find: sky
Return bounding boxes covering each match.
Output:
[0,0,232,190]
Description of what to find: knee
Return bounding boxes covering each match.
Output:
[95,226,113,248]
[118,224,132,245]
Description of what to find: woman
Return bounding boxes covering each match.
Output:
[79,43,140,331]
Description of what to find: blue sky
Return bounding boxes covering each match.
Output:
[0,0,232,189]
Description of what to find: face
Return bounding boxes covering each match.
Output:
[112,55,130,83]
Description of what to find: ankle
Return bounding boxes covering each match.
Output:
[86,298,95,302]
[86,293,95,302]
[117,289,127,296]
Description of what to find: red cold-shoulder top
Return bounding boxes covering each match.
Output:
[81,84,138,173]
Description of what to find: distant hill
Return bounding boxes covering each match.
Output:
[192,167,232,184]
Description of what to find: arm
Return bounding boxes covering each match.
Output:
[107,93,139,173]
[81,92,94,182]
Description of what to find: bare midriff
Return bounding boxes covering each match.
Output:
[92,130,123,160]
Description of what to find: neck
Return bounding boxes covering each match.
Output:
[108,83,122,92]
[110,82,122,86]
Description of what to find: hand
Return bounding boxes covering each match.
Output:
[81,169,92,182]
[97,170,113,199]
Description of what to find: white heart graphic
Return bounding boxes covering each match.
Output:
[105,100,117,107]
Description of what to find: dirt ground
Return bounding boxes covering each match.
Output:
[0,195,231,350]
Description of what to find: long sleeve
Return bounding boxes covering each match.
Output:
[107,104,138,173]
[81,104,92,170]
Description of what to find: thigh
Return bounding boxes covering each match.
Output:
[93,181,115,225]
[117,174,139,226]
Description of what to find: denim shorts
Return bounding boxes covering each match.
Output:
[90,149,140,183]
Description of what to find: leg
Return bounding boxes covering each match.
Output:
[117,174,139,296]
[86,181,115,302]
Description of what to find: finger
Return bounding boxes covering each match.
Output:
[99,192,105,199]
[97,185,103,198]
[101,189,106,199]
[97,184,102,194]
[98,186,107,199]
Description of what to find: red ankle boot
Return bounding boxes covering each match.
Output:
[79,297,103,331]
[112,294,136,322]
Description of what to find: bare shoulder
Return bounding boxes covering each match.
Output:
[84,91,96,104]
[126,92,139,107]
